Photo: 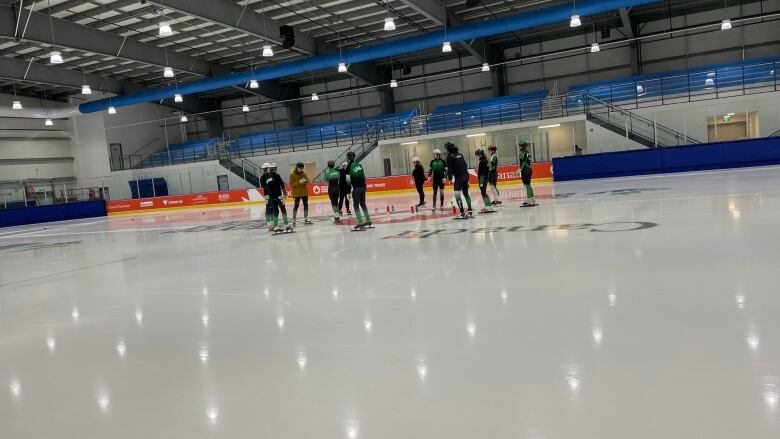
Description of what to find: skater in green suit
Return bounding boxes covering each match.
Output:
[518,142,536,207]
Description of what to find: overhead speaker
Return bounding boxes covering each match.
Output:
[280,25,294,39]
[601,27,611,39]
[402,65,412,75]
[280,25,295,49]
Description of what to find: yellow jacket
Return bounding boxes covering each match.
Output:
[289,169,310,197]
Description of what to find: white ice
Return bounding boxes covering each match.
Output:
[1,167,780,439]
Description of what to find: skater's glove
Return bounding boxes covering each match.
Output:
[264,195,269,201]
[299,179,306,183]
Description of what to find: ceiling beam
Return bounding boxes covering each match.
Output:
[0,55,204,113]
[0,5,291,101]
[161,0,385,86]
[397,0,487,62]
[619,7,636,38]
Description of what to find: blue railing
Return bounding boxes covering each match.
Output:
[115,111,418,170]
[566,57,779,109]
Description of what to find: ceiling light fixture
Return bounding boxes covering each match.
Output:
[159,21,173,37]
[50,51,63,64]
[721,19,732,30]
[481,63,490,72]
[47,1,64,64]
[242,104,250,112]
[338,62,348,72]
[570,14,581,27]
[442,41,452,52]
[163,66,174,78]
[180,115,188,123]
[12,100,22,110]
[81,84,92,95]
[108,106,117,115]
[390,79,398,88]
[384,17,396,31]
[311,92,319,101]
[249,79,259,89]
[263,45,274,57]
[174,93,183,102]
[590,42,600,53]
[45,118,54,126]
[539,124,561,129]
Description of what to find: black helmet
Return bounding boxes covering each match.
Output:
[346,151,356,160]
[474,149,485,157]
[327,160,335,167]
[296,162,304,169]
[518,141,529,149]
[444,142,457,153]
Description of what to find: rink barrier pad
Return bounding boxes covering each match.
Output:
[0,200,106,228]
[552,137,780,181]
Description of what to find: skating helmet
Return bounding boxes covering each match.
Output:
[444,142,457,153]
[518,141,529,150]
[487,145,497,152]
[413,156,420,163]
[327,160,336,168]
[296,162,305,169]
[269,162,278,172]
[261,162,271,170]
[474,149,485,157]
[432,149,442,156]
[346,151,356,161]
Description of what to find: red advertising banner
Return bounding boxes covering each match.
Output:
[106,162,552,214]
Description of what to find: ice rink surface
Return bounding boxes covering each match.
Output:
[1,167,779,439]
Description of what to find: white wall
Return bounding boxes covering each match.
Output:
[628,91,780,142]
[585,121,647,154]
[0,93,74,180]
[104,102,184,156]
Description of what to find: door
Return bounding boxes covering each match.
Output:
[383,158,392,176]
[109,143,123,170]
[217,175,229,191]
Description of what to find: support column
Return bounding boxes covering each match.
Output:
[490,45,507,97]
[204,98,224,139]
[284,85,304,127]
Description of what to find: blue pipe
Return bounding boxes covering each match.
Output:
[80,0,657,113]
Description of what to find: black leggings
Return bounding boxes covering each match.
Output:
[339,190,351,212]
[415,182,425,205]
[431,173,445,206]
[269,197,287,218]
[293,196,308,218]
[328,188,339,210]
[353,186,369,217]
[521,167,532,185]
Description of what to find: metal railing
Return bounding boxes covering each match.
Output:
[585,95,702,147]
[110,59,780,172]
[568,59,779,110]
[312,125,380,182]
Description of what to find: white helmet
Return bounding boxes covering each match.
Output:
[413,156,420,162]
[261,162,271,169]
[270,163,277,168]
[432,149,442,155]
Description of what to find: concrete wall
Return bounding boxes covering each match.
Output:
[0,93,74,180]
[103,102,184,157]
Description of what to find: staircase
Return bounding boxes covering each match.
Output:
[585,95,701,147]
[313,125,380,182]
[207,140,261,187]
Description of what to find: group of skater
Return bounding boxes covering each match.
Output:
[258,142,537,232]
[411,142,537,218]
